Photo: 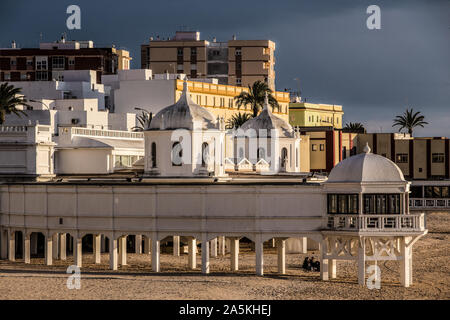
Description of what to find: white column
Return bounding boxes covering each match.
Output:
[31,233,38,255]
[255,237,264,276]
[400,237,411,287]
[151,236,160,272]
[119,236,127,266]
[276,238,286,275]
[59,233,67,260]
[8,230,15,262]
[230,237,239,271]
[135,235,142,254]
[24,233,30,264]
[45,234,52,266]
[271,238,275,248]
[329,259,337,279]
[358,238,366,286]
[202,236,210,274]
[144,236,151,254]
[409,250,413,284]
[93,234,101,264]
[74,236,82,268]
[320,240,329,281]
[188,238,197,269]
[210,238,217,258]
[218,236,225,256]
[173,236,180,256]
[109,237,118,270]
[52,233,59,260]
[1,229,8,259]
[299,237,308,254]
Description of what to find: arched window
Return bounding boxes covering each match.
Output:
[172,142,182,166]
[151,142,157,168]
[295,148,299,168]
[201,142,209,167]
[281,147,288,169]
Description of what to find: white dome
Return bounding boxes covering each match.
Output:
[149,82,217,130]
[327,143,405,183]
[240,94,294,138]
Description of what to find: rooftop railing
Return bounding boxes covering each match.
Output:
[326,213,426,232]
[70,127,143,140]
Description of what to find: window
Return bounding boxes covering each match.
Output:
[36,71,48,81]
[52,56,65,69]
[191,47,197,55]
[177,48,183,56]
[363,194,402,214]
[432,153,444,163]
[235,48,242,56]
[151,142,157,168]
[177,64,183,71]
[425,186,450,198]
[68,58,75,66]
[26,59,33,66]
[312,144,317,151]
[172,142,182,166]
[201,142,209,167]
[281,148,288,168]
[396,153,408,163]
[327,194,359,214]
[320,144,324,151]
[257,147,265,160]
[4,73,10,80]
[115,155,132,167]
[10,59,16,65]
[36,58,47,70]
[191,64,197,70]
[236,78,241,85]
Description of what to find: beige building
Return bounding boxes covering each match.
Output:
[141,31,276,89]
[289,102,343,129]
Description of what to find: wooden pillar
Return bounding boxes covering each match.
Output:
[74,235,82,268]
[188,238,197,269]
[201,236,210,274]
[93,234,101,264]
[109,237,118,270]
[173,236,180,256]
[276,238,286,275]
[255,236,264,276]
[151,236,160,272]
[59,233,67,260]
[24,233,30,264]
[230,237,239,271]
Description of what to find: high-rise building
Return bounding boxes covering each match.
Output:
[141,31,276,89]
[0,38,131,84]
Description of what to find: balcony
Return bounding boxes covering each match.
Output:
[410,198,450,210]
[326,214,426,232]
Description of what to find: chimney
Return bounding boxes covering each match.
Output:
[232,34,236,40]
[150,37,154,41]
[213,37,216,43]
[11,40,16,49]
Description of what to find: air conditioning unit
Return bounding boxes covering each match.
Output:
[71,118,80,125]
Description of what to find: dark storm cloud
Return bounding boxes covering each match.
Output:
[0,0,448,136]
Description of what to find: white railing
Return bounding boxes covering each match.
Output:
[0,125,28,132]
[71,127,143,140]
[326,214,425,232]
[410,198,450,209]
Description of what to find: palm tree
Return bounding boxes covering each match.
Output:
[234,81,279,117]
[0,83,32,124]
[132,108,153,132]
[392,108,428,136]
[226,112,252,129]
[343,122,366,133]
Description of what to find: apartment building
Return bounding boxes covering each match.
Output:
[0,38,131,84]
[357,133,450,180]
[141,31,276,89]
[289,102,343,129]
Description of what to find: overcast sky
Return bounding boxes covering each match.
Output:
[1,0,449,137]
